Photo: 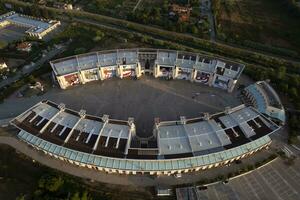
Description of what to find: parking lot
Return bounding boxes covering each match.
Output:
[0,25,27,42]
[190,158,300,200]
[0,76,240,137]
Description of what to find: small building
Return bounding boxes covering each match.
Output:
[170,4,192,22]
[17,42,32,52]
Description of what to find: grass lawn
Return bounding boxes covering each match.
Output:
[215,0,300,53]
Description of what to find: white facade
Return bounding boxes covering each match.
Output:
[50,49,244,92]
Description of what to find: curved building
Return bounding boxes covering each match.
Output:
[242,81,286,125]
[11,100,280,175]
[50,49,244,92]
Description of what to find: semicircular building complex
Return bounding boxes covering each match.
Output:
[10,49,286,176]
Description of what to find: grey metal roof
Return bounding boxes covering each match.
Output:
[1,12,53,33]
[77,53,98,71]
[17,129,272,172]
[50,49,245,79]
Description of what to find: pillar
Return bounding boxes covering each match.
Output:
[99,67,105,81]
[154,64,160,78]
[136,63,142,78]
[173,66,179,78]
[57,76,68,89]
[209,73,215,87]
[191,69,196,82]
[227,79,237,93]
[118,65,123,79]
[78,71,86,84]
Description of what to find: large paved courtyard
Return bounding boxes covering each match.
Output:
[0,76,241,137]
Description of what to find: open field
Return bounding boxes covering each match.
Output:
[214,0,300,54]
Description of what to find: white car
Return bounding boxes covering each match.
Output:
[174,173,182,178]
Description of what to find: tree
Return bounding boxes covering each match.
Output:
[16,195,25,200]
[41,8,49,19]
[74,47,87,55]
[38,175,64,192]
[277,66,286,80]
[278,82,289,94]
[93,30,105,42]
[81,191,91,200]
[289,87,298,98]
[190,25,199,34]
[0,41,7,49]
[71,192,81,200]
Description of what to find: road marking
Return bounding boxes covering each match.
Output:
[212,186,221,200]
[241,176,261,200]
[256,168,284,200]
[269,164,298,195]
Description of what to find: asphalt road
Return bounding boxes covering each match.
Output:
[200,0,216,41]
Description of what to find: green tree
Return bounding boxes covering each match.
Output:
[16,195,25,200]
[277,66,286,80]
[71,192,81,200]
[190,25,199,34]
[0,40,7,49]
[81,191,92,200]
[74,47,87,55]
[38,175,64,192]
[289,87,298,98]
[93,30,105,42]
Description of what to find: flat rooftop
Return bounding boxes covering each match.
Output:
[0,11,58,34]
[156,105,279,157]
[11,100,280,160]
[50,49,245,77]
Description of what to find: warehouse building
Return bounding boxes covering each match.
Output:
[0,11,60,39]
